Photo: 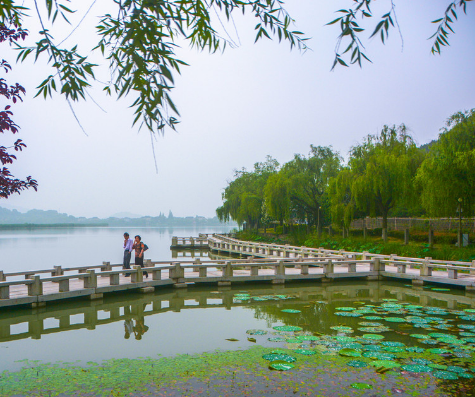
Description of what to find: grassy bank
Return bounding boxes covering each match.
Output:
[236,230,475,262]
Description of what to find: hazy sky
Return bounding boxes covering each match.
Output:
[2,0,474,218]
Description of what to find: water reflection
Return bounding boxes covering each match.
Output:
[0,280,472,345]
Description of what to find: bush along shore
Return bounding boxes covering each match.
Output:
[236,229,475,263]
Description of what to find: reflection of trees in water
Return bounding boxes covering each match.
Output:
[250,301,349,333]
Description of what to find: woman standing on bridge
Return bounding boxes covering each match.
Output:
[133,235,148,278]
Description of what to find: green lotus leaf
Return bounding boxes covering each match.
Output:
[369,360,401,369]
[406,347,425,353]
[246,329,267,335]
[401,364,433,373]
[433,370,458,380]
[296,335,319,341]
[273,325,303,332]
[269,360,295,371]
[351,382,373,390]
[262,353,296,363]
[347,360,368,368]
[268,337,286,342]
[281,309,301,313]
[384,317,406,323]
[295,349,316,355]
[429,363,448,370]
[339,348,362,358]
[428,348,449,354]
[446,366,467,373]
[362,334,385,340]
[330,326,353,331]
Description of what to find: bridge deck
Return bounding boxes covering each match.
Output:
[1,234,475,309]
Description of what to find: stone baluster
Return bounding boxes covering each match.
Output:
[84,270,97,289]
[58,278,70,292]
[110,272,120,285]
[324,260,334,275]
[28,275,43,296]
[131,265,143,283]
[0,284,9,299]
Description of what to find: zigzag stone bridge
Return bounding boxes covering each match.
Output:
[0,234,474,309]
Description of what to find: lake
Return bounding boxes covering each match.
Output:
[1,227,475,395]
[0,225,236,274]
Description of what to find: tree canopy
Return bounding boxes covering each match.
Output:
[416,110,475,217]
[0,23,37,198]
[0,0,471,135]
[0,0,308,134]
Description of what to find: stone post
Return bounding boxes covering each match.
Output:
[420,257,433,277]
[28,275,43,296]
[84,270,97,289]
[324,260,334,275]
[171,236,178,247]
[53,265,63,277]
[0,271,5,282]
[224,261,233,278]
[169,262,185,280]
[471,260,475,276]
[131,265,143,283]
[0,285,9,299]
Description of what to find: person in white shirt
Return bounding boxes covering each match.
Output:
[123,232,133,277]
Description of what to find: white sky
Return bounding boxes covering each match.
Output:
[2,0,474,218]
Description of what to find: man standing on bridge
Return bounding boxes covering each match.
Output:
[123,232,133,277]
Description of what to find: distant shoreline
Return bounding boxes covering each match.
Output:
[0,223,109,230]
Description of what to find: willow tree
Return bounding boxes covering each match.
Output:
[1,0,471,135]
[416,110,475,217]
[281,145,341,230]
[2,0,308,134]
[217,156,278,229]
[328,167,357,231]
[264,171,291,228]
[349,125,424,236]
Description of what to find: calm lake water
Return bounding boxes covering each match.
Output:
[1,227,475,396]
[0,226,235,273]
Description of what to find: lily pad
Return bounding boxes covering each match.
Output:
[401,364,433,373]
[246,329,267,335]
[269,361,295,371]
[433,370,458,380]
[362,334,385,340]
[295,349,316,355]
[384,317,406,323]
[339,348,362,358]
[281,309,301,313]
[347,360,368,368]
[351,383,373,390]
[406,347,425,353]
[268,337,286,342]
[273,325,303,332]
[369,360,401,369]
[262,353,296,363]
